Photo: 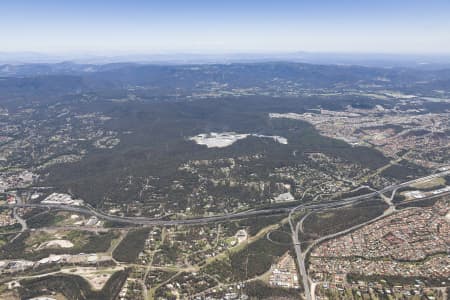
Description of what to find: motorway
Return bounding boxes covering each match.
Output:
[1,170,449,300]
[297,191,449,300]
[2,170,448,227]
[286,170,449,300]
[289,210,311,300]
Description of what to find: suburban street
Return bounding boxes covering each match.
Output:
[1,170,448,300]
[286,170,450,300]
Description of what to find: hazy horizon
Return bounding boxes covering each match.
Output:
[1,0,450,55]
[2,50,450,67]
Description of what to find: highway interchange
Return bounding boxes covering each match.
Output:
[1,169,449,299]
[3,170,447,226]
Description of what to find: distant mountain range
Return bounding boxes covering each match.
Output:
[1,51,450,69]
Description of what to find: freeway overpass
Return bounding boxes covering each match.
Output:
[2,169,448,226]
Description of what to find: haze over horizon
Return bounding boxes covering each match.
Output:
[1,0,450,55]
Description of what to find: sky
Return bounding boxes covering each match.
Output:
[1,0,450,55]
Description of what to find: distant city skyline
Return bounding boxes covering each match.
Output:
[1,0,450,54]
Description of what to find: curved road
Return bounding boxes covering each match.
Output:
[286,170,449,300]
[2,170,447,227]
[0,170,448,300]
[291,189,449,299]
[10,207,28,242]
